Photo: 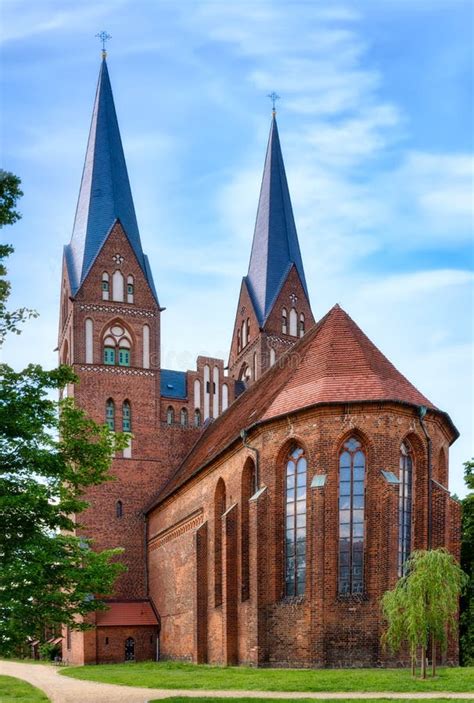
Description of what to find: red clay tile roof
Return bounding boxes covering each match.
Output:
[96,601,158,627]
[149,304,452,510]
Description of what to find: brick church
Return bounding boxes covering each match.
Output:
[59,53,460,667]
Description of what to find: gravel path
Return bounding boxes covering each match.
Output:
[1,660,473,703]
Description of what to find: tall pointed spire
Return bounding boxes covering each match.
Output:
[65,55,157,300]
[245,114,308,324]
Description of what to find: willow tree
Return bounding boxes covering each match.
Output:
[381,549,466,677]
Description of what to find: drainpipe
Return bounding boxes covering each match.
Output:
[143,514,149,595]
[418,405,432,550]
[240,429,259,493]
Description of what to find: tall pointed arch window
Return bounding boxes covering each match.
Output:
[299,313,305,337]
[166,406,174,426]
[194,408,201,427]
[289,308,297,336]
[282,308,288,334]
[106,399,115,431]
[285,446,307,596]
[102,272,110,301]
[237,329,241,353]
[122,401,131,432]
[398,441,413,576]
[180,408,188,427]
[127,275,134,304]
[339,437,365,595]
[246,318,250,343]
[116,500,123,518]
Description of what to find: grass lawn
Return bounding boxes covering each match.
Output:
[152,699,465,703]
[0,675,50,702]
[60,661,474,692]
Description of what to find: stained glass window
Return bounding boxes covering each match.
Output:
[339,437,365,595]
[285,446,307,596]
[398,442,413,576]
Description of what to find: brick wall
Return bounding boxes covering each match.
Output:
[147,401,458,667]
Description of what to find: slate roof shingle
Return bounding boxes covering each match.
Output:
[65,57,158,302]
[246,115,308,325]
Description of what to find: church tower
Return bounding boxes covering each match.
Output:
[58,52,165,606]
[228,110,315,386]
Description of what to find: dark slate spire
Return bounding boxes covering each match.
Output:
[245,114,308,325]
[65,56,158,301]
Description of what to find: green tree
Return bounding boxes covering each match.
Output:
[0,173,127,655]
[460,458,474,665]
[381,549,467,678]
[0,364,128,655]
[0,170,37,344]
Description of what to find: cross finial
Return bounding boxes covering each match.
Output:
[267,91,280,115]
[95,31,112,59]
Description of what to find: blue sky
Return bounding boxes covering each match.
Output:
[1,0,473,496]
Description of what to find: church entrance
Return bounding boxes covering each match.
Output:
[125,637,135,661]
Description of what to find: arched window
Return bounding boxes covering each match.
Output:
[339,436,366,595]
[102,323,132,367]
[142,324,150,368]
[214,478,226,607]
[213,366,219,418]
[116,500,123,518]
[270,348,276,366]
[299,313,305,338]
[239,363,251,383]
[106,399,115,431]
[237,329,241,353]
[282,307,288,334]
[222,383,228,412]
[194,379,201,411]
[241,320,247,348]
[203,365,210,420]
[241,460,256,601]
[122,400,131,432]
[112,270,124,302]
[194,408,201,427]
[180,408,188,427]
[102,272,109,301]
[246,318,250,343]
[285,446,307,596]
[289,308,297,336]
[398,441,413,576]
[85,318,93,363]
[124,637,135,661]
[166,406,174,425]
[103,339,115,365]
[127,275,134,304]
[253,352,258,381]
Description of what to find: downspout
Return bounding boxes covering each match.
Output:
[418,405,432,549]
[143,513,149,595]
[240,429,260,493]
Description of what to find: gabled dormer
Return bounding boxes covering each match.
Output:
[228,111,315,386]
